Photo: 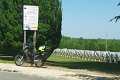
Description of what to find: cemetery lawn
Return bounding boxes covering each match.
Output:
[0,55,120,74]
[0,56,14,63]
[47,55,120,74]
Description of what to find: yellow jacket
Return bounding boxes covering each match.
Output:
[38,46,45,52]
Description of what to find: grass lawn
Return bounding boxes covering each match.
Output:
[0,55,120,74]
[47,55,120,74]
[0,56,14,63]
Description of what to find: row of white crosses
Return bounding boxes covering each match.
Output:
[53,48,120,64]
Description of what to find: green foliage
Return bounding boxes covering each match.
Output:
[59,36,120,52]
[109,3,120,22]
[0,0,62,55]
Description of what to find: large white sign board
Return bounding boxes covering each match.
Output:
[23,5,39,30]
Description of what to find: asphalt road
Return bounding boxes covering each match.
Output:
[0,71,66,80]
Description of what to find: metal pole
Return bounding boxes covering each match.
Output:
[23,30,26,49]
[106,33,107,51]
[33,31,36,51]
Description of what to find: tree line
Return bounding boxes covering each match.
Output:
[59,36,120,52]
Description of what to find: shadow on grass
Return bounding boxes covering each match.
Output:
[46,61,120,74]
[0,56,14,61]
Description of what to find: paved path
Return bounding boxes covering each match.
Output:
[0,63,77,80]
[0,63,119,80]
[0,71,67,80]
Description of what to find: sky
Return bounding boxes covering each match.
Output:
[62,0,120,39]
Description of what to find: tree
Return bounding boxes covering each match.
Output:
[0,0,62,56]
[109,3,120,22]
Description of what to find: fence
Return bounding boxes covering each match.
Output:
[53,48,120,64]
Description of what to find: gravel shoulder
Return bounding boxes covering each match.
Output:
[0,63,120,80]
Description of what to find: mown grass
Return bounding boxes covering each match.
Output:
[0,56,14,63]
[0,55,120,74]
[47,55,120,74]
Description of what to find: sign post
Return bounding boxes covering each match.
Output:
[23,31,26,49]
[33,31,37,51]
[23,5,39,51]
